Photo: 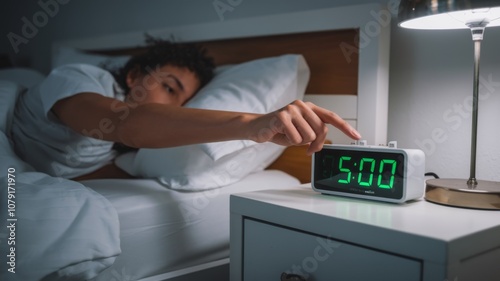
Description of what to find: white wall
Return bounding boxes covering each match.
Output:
[1,0,383,73]
[389,20,500,181]
[2,0,500,181]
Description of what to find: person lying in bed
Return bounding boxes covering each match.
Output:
[11,37,361,181]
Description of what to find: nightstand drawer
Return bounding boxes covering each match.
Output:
[243,218,421,281]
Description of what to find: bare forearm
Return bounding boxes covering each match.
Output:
[116,103,256,148]
[53,93,360,154]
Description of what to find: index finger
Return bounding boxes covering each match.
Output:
[308,103,361,140]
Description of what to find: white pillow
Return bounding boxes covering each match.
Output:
[0,80,24,135]
[0,130,35,173]
[117,143,285,191]
[0,79,37,173]
[115,54,310,190]
[0,171,120,281]
[52,47,129,69]
[0,68,45,88]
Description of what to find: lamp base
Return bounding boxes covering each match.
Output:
[425,179,500,210]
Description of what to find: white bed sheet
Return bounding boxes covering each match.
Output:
[82,170,300,281]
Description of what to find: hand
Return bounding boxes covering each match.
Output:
[248,100,361,155]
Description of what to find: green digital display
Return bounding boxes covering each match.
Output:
[313,148,406,199]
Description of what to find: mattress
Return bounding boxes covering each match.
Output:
[82,170,300,281]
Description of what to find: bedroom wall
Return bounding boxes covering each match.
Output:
[2,0,500,181]
[1,0,384,73]
[390,19,500,181]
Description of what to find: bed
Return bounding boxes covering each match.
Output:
[0,3,390,281]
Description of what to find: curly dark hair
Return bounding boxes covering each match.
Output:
[111,35,215,95]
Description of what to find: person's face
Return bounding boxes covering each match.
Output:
[125,64,200,107]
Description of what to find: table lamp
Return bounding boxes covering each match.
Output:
[398,0,500,210]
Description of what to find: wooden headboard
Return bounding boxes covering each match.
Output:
[94,29,358,96]
[56,3,391,183]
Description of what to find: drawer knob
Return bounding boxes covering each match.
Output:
[280,272,308,281]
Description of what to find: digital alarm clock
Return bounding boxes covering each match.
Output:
[312,142,426,203]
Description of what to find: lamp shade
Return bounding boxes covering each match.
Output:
[398,0,500,29]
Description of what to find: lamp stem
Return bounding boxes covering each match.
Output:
[467,25,485,186]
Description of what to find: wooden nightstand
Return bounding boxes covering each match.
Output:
[230,184,500,281]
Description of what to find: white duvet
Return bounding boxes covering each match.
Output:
[0,175,121,281]
[0,132,121,281]
[0,75,121,281]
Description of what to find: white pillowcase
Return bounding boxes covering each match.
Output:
[0,81,34,173]
[0,71,44,172]
[0,80,24,136]
[117,143,285,191]
[0,130,35,173]
[0,68,45,89]
[187,54,310,160]
[0,69,46,135]
[115,54,310,191]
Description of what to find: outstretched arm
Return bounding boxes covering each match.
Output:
[52,93,361,154]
